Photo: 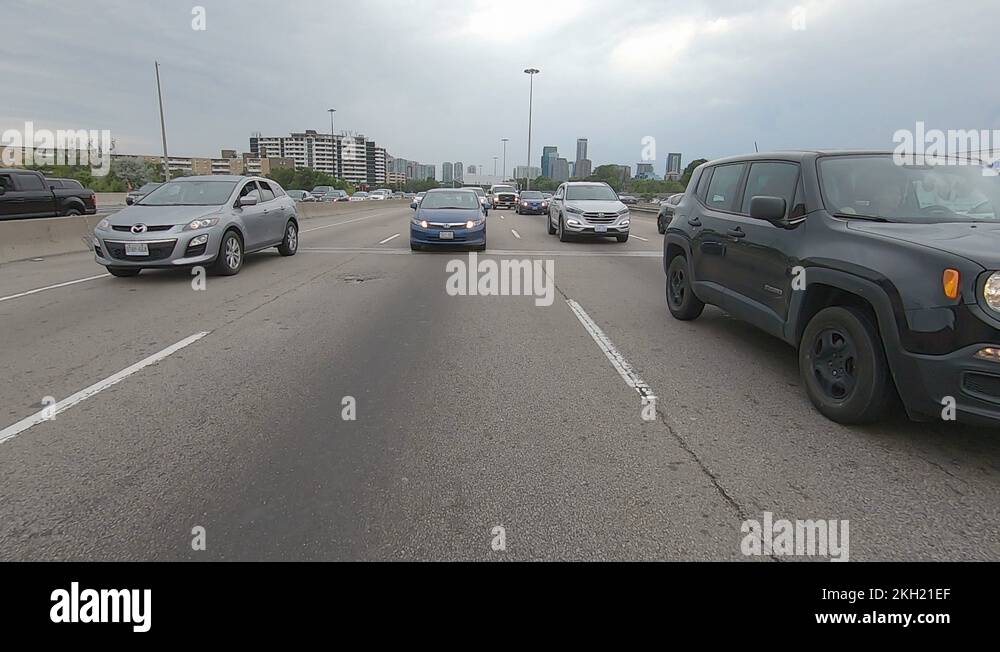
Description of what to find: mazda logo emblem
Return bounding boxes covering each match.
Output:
[131,224,148,234]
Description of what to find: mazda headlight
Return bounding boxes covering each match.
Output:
[96,218,111,230]
[984,272,1000,310]
[184,217,220,231]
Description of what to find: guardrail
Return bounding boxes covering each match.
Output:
[0,199,408,265]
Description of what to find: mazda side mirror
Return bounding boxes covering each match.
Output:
[749,196,787,226]
[239,195,259,207]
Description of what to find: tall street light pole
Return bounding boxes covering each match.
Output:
[328,108,337,177]
[154,61,169,182]
[501,138,508,181]
[493,157,498,178]
[523,68,539,190]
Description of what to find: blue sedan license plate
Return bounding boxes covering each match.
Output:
[439,231,454,240]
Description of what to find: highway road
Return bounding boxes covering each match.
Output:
[0,203,997,561]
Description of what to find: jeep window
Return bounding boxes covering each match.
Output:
[704,163,745,211]
[740,162,799,217]
[819,155,1000,222]
[694,168,711,202]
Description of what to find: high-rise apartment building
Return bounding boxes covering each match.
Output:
[541,146,558,178]
[576,139,588,164]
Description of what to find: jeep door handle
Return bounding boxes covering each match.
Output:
[727,227,746,238]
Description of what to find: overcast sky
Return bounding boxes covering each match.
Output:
[2,0,998,176]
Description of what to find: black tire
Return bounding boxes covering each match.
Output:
[616,233,629,243]
[211,230,243,276]
[558,215,571,242]
[64,207,81,216]
[410,242,420,251]
[277,220,298,256]
[665,255,704,320]
[657,215,666,234]
[107,267,140,277]
[475,242,486,252]
[547,213,557,235]
[799,306,893,424]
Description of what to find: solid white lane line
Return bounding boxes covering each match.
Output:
[631,235,649,242]
[378,233,400,245]
[302,214,383,233]
[0,331,210,445]
[0,273,110,304]
[565,299,657,402]
[511,229,521,239]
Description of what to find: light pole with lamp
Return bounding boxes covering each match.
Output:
[523,68,539,190]
[501,137,508,181]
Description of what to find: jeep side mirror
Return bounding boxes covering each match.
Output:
[749,196,787,225]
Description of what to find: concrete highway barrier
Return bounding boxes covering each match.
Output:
[0,199,407,265]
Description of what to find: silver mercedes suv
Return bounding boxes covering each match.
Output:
[93,175,299,277]
[547,181,631,242]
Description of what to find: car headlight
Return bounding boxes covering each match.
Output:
[189,234,209,246]
[412,217,429,228]
[466,218,484,228]
[983,272,1000,310]
[617,207,630,215]
[566,206,583,214]
[184,217,220,231]
[96,218,111,230]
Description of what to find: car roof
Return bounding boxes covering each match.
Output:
[172,174,252,182]
[702,150,907,166]
[427,187,476,192]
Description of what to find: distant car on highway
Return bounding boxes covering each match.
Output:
[516,190,548,215]
[489,184,518,210]
[469,187,491,213]
[657,193,683,233]
[410,192,426,209]
[350,192,369,202]
[410,188,486,251]
[93,175,298,278]
[368,189,390,201]
[320,189,349,202]
[547,181,630,242]
[542,192,553,199]
[0,168,97,219]
[126,182,163,205]
[619,194,639,205]
[311,185,336,198]
[286,189,318,202]
[664,150,1000,425]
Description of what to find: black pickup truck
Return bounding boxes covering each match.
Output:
[0,168,97,219]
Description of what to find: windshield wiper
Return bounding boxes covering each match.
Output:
[831,212,890,222]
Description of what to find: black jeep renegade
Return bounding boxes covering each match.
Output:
[664,150,1000,426]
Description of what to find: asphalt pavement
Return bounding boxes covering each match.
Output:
[0,203,997,560]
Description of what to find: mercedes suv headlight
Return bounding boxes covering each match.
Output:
[984,272,1000,310]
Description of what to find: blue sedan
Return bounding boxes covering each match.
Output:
[410,188,487,251]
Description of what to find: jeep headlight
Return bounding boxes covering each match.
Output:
[984,272,1000,310]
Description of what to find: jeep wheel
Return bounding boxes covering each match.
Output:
[799,306,893,424]
[665,255,704,320]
